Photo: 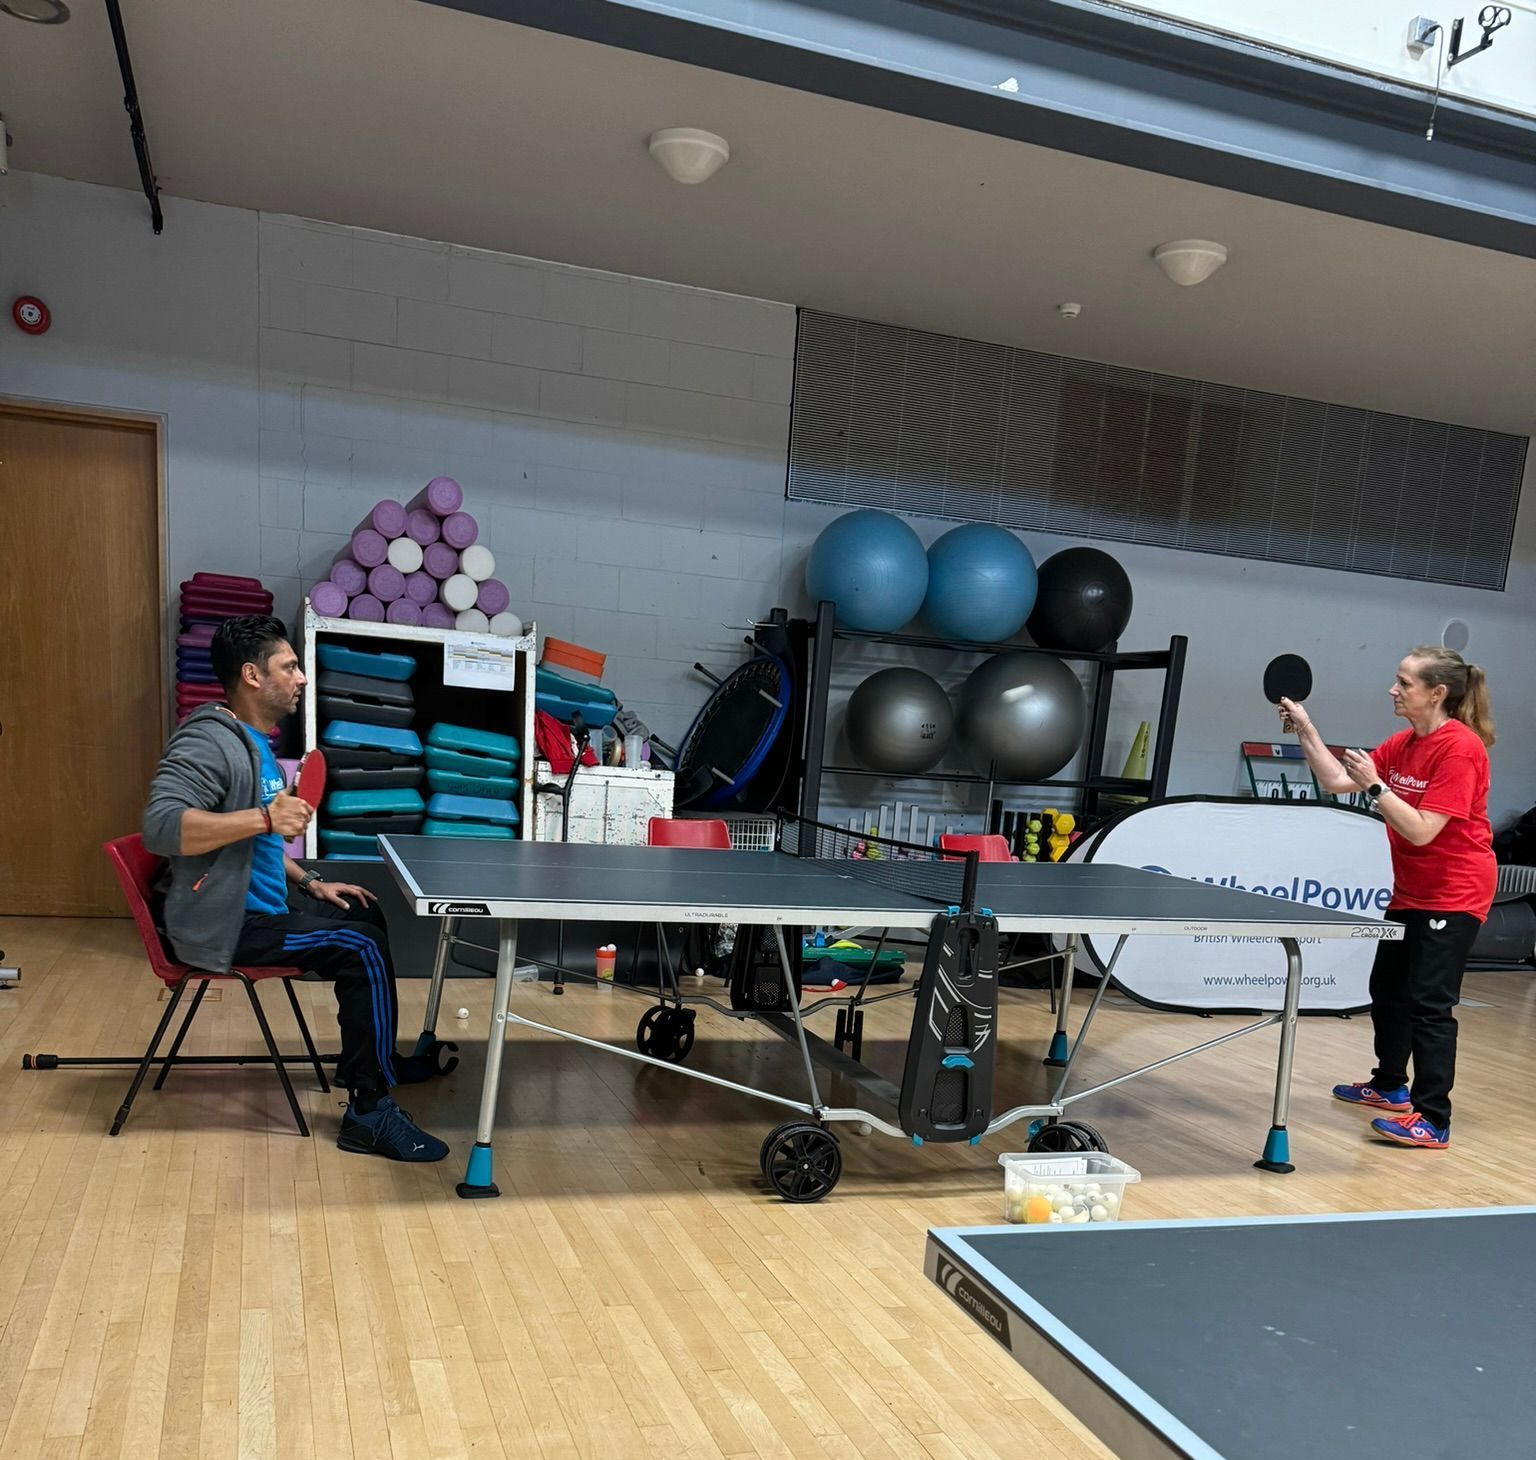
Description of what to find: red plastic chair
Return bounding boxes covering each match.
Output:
[939,833,1013,862]
[102,835,330,1137]
[647,817,733,850]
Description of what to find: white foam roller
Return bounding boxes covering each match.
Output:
[459,544,496,582]
[488,612,523,637]
[455,608,490,632]
[386,536,424,573]
[441,573,479,611]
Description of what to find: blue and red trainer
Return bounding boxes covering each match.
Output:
[1369,1111,1450,1148]
[1331,1081,1412,1112]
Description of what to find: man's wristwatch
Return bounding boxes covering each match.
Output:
[297,870,324,897]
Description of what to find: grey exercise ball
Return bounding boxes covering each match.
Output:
[845,667,955,775]
[956,652,1086,780]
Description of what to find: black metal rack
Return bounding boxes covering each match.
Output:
[787,601,1187,831]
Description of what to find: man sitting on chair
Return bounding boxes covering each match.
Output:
[143,615,448,1162]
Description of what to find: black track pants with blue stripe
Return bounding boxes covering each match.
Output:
[232,893,399,1095]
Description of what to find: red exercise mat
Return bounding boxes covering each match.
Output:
[191,572,265,591]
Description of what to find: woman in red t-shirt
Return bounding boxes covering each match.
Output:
[1281,645,1495,1149]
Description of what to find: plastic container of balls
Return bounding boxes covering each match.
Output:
[999,1152,1141,1225]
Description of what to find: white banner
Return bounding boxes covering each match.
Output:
[1072,798,1392,1012]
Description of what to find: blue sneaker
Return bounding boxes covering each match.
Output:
[1332,1081,1412,1112]
[1370,1111,1450,1149]
[337,1097,449,1162]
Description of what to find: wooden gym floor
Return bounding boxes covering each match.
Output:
[1,914,1532,1460]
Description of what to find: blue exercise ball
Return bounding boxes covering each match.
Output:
[922,524,1037,642]
[805,510,928,632]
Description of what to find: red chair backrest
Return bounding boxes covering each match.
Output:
[939,833,1013,863]
[103,834,185,982]
[648,817,733,851]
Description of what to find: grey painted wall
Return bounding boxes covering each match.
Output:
[4,170,1533,827]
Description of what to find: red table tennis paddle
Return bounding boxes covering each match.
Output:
[291,748,327,809]
[1263,654,1313,733]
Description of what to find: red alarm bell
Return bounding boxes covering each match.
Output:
[12,296,51,335]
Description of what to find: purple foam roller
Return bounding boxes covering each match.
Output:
[365,500,407,539]
[475,578,510,616]
[420,602,456,629]
[367,564,406,603]
[351,527,389,568]
[386,599,423,626]
[330,557,368,597]
[404,570,438,605]
[348,593,385,622]
[441,511,478,550]
[310,581,349,618]
[409,476,463,517]
[406,508,441,546]
[423,541,459,580]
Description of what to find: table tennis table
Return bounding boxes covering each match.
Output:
[926,1206,1536,1460]
[378,832,1400,1201]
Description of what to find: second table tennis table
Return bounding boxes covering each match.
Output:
[379,832,1400,1201]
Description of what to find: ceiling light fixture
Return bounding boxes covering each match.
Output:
[647,128,730,185]
[0,0,71,22]
[1151,239,1228,286]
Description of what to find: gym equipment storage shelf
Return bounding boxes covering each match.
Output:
[299,600,537,860]
[794,600,1187,827]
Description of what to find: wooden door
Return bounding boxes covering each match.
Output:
[0,405,163,916]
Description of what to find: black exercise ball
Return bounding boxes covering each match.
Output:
[956,652,1086,780]
[844,667,955,775]
[1027,547,1133,653]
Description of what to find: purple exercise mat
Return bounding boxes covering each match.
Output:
[364,500,408,539]
[367,564,406,603]
[347,593,385,622]
[386,599,423,626]
[309,581,349,618]
[406,508,441,546]
[420,602,455,630]
[408,476,463,517]
[350,528,389,568]
[330,557,368,597]
[440,511,478,550]
[475,578,510,616]
[423,541,459,580]
[404,570,438,605]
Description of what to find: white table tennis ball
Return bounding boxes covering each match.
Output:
[1090,1204,1109,1222]
[456,1007,469,1020]
[1102,1192,1120,1212]
[857,1122,873,1137]
[1049,1212,1064,1224]
[1055,1200,1075,1216]
[1072,1209,1092,1224]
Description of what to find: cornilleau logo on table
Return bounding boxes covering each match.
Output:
[428,901,490,916]
[936,1258,1011,1344]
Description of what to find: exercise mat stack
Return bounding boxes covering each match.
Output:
[308,476,522,636]
[316,644,425,860]
[423,724,521,840]
[176,572,281,747]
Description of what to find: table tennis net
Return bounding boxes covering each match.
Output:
[776,816,980,912]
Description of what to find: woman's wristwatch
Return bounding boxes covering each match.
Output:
[1364,782,1385,804]
[297,869,324,897]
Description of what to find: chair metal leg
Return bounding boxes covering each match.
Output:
[239,977,310,1137]
[153,978,211,1091]
[281,979,331,1093]
[111,976,189,1136]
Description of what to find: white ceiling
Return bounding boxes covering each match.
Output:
[2,0,1534,434]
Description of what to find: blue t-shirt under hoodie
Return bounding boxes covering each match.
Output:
[242,725,290,916]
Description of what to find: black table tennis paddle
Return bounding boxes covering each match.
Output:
[1263,654,1312,733]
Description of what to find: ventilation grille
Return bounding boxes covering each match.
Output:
[788,310,1525,590]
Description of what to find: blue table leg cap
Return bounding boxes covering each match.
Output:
[456,1141,501,1199]
[1254,1125,1295,1174]
[411,1030,436,1058]
[1044,1030,1070,1066]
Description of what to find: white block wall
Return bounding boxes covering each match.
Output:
[252,215,793,744]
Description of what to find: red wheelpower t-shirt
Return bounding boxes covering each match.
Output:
[1373,720,1496,919]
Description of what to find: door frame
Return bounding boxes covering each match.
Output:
[0,395,170,739]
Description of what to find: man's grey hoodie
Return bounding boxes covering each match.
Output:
[142,704,269,972]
